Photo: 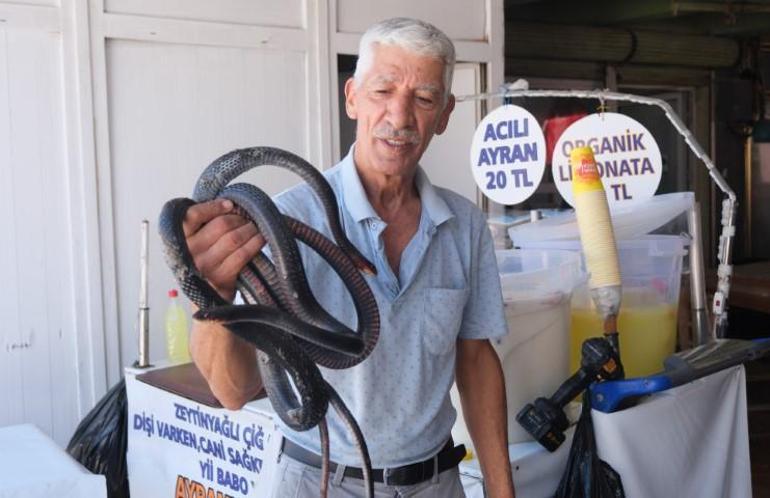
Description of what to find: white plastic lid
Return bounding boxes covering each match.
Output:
[509,192,694,246]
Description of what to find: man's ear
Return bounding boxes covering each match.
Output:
[435,94,455,135]
[344,78,358,120]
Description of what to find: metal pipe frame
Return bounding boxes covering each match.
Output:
[137,219,151,368]
[688,202,711,344]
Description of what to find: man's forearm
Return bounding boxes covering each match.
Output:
[456,340,515,498]
[190,318,262,410]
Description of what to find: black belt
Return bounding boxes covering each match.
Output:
[280,437,467,486]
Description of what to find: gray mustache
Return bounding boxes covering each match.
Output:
[373,126,419,144]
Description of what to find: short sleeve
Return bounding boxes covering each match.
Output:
[458,220,508,340]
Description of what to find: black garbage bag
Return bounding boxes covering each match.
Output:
[555,393,625,498]
[66,378,130,498]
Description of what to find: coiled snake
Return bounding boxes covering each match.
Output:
[158,147,381,498]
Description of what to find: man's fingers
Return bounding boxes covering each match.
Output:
[200,233,266,299]
[187,214,255,257]
[180,197,265,300]
[208,234,266,284]
[241,232,267,257]
[183,199,234,237]
[194,223,264,277]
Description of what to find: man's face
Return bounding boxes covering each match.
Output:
[344,44,455,179]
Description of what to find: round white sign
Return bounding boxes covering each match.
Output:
[469,105,546,205]
[552,113,662,209]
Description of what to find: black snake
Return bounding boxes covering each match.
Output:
[158,146,381,498]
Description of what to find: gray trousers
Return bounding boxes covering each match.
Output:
[269,451,467,498]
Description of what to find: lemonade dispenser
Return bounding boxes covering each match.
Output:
[513,232,688,378]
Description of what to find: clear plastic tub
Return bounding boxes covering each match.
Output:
[450,249,585,449]
[517,235,688,378]
[508,192,694,245]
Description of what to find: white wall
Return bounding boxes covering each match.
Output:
[336,0,489,41]
[104,39,319,383]
[0,0,503,447]
[0,20,80,446]
[421,63,484,202]
[91,0,332,388]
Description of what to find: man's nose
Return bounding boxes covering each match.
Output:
[386,94,415,130]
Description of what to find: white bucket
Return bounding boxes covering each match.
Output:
[450,249,585,450]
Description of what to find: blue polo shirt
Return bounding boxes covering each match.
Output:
[271,146,508,468]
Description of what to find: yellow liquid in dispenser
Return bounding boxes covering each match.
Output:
[570,304,677,378]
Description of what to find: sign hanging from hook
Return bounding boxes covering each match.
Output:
[469,104,546,205]
[552,112,662,209]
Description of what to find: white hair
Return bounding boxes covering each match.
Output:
[354,18,456,102]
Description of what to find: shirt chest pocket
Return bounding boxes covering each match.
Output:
[422,287,470,356]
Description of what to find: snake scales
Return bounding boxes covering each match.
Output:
[158,146,381,498]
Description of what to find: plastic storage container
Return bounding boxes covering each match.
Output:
[450,249,585,450]
[508,192,694,246]
[516,236,688,378]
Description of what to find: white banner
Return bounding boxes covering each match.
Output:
[126,373,282,498]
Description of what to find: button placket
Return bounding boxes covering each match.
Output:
[366,218,399,298]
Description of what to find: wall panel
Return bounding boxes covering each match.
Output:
[420,63,481,202]
[105,0,304,29]
[2,0,57,7]
[336,0,487,41]
[0,26,79,446]
[105,40,311,368]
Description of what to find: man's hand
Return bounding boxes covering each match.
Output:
[456,338,516,498]
[183,199,265,409]
[183,199,265,301]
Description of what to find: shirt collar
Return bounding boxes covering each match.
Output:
[340,145,379,223]
[340,144,455,226]
[414,166,454,227]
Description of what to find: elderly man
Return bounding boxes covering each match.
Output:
[184,18,515,498]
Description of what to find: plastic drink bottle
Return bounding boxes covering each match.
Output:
[165,289,190,362]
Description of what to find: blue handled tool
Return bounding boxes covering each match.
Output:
[591,338,770,413]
